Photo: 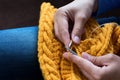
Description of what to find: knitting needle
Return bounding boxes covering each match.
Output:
[68,40,72,48]
[65,47,77,55]
[65,40,77,55]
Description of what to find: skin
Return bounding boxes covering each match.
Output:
[54,0,120,80]
[63,52,120,80]
[54,0,97,46]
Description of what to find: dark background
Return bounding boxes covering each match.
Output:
[0,0,119,29]
[0,0,72,29]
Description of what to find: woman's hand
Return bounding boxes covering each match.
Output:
[54,0,97,46]
[63,52,120,80]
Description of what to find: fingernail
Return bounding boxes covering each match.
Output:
[82,52,90,60]
[73,36,80,44]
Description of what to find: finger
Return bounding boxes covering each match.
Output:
[54,9,70,46]
[72,14,86,44]
[81,52,115,66]
[54,22,59,39]
[63,52,101,75]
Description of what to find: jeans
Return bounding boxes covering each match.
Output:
[0,26,43,80]
[0,17,119,80]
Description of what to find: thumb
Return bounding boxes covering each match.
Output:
[82,52,112,66]
[72,15,86,44]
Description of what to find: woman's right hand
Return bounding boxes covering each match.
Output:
[54,0,98,46]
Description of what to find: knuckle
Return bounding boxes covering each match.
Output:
[75,27,81,32]
[74,26,83,34]
[76,14,87,21]
[91,56,97,64]
[73,27,83,37]
[55,8,66,17]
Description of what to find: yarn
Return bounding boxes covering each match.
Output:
[38,2,120,80]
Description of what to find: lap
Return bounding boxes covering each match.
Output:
[0,26,43,80]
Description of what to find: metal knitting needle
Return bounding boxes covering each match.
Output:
[68,40,73,48]
[65,40,77,55]
[65,47,77,55]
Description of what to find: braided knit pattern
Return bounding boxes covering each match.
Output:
[38,2,120,80]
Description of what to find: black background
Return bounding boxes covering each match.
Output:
[0,0,119,29]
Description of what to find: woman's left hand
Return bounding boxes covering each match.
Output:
[63,52,120,80]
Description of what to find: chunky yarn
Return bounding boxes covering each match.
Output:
[38,2,120,80]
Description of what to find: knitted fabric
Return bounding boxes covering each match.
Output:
[38,2,120,80]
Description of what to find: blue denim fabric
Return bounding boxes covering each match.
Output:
[97,17,120,25]
[97,0,120,16]
[0,26,43,80]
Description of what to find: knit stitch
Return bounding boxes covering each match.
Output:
[38,2,120,80]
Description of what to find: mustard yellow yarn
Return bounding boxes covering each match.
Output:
[38,2,120,80]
